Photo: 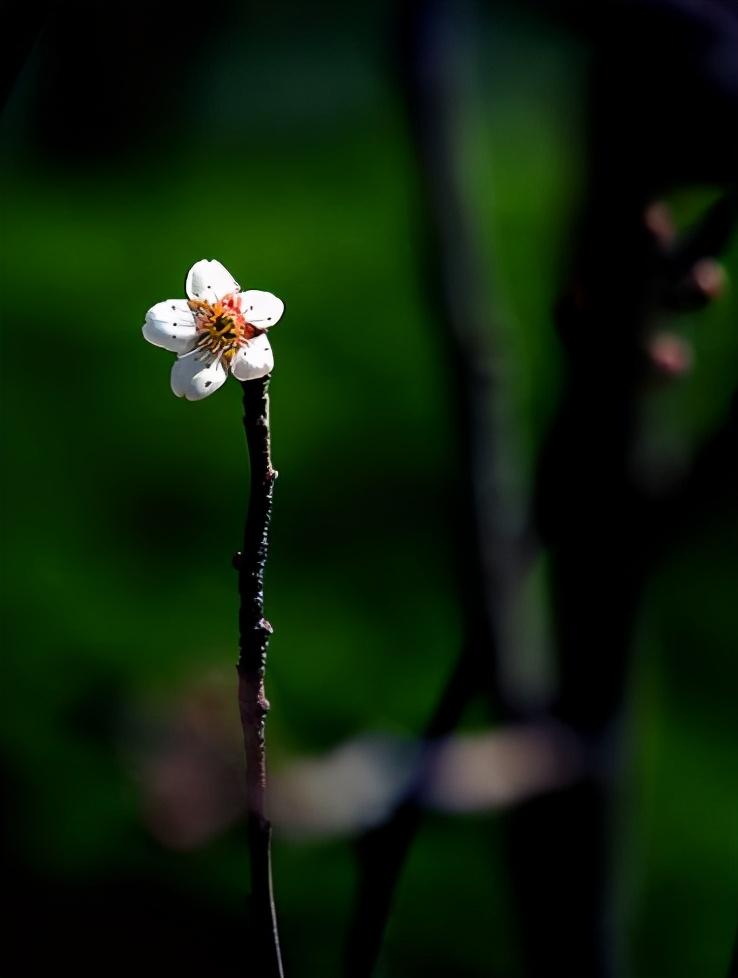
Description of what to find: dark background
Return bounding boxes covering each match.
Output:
[2,2,737,975]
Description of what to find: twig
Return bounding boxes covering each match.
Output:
[235,376,284,978]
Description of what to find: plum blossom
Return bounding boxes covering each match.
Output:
[142,259,284,400]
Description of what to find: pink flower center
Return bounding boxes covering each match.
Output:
[189,293,257,363]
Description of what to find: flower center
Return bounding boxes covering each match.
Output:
[189,293,257,363]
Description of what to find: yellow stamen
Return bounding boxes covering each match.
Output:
[188,293,256,360]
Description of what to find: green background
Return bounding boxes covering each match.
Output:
[2,5,737,975]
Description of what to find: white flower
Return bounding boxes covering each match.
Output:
[142,259,284,401]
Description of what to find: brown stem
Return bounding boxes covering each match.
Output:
[236,375,284,978]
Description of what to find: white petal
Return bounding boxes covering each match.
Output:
[185,259,239,302]
[239,290,284,329]
[142,300,197,354]
[230,334,274,381]
[170,352,228,400]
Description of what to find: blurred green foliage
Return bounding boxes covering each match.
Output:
[1,7,736,976]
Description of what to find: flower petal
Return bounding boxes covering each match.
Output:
[239,290,284,329]
[142,300,197,354]
[230,334,274,381]
[185,259,239,302]
[171,352,228,400]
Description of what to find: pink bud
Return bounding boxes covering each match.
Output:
[648,332,693,379]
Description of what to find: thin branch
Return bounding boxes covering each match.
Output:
[235,376,284,978]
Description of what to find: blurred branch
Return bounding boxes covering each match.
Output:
[344,645,483,978]
[343,1,527,974]
[236,377,284,978]
[342,2,738,974]
[522,225,651,978]
[133,699,584,845]
[728,925,738,978]
[272,722,585,837]
[519,49,738,978]
[1,2,52,109]
[650,388,738,549]
[666,190,738,278]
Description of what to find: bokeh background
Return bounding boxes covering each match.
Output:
[2,2,737,976]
